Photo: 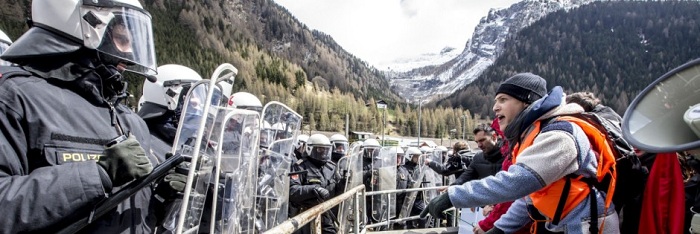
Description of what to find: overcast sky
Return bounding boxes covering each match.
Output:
[273,0,522,67]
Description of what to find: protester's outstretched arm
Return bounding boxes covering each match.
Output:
[447,129,579,209]
[451,162,476,185]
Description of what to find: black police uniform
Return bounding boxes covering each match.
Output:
[403,160,428,229]
[0,59,162,233]
[393,165,412,230]
[289,158,341,234]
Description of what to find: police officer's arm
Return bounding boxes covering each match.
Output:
[0,102,108,233]
[288,166,319,203]
[446,128,579,209]
[451,156,478,185]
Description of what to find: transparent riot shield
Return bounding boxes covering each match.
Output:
[170,64,236,234]
[422,151,443,228]
[370,147,397,223]
[253,102,302,232]
[261,101,302,156]
[208,109,261,234]
[398,155,425,219]
[423,151,442,203]
[336,149,364,233]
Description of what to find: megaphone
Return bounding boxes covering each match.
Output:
[622,58,700,153]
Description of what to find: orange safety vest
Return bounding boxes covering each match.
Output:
[513,116,617,224]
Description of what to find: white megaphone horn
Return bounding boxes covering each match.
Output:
[622,58,700,153]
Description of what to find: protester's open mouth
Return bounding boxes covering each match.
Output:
[496,115,505,121]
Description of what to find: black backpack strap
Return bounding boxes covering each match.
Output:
[551,176,572,225]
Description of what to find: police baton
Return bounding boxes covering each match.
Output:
[57,153,187,234]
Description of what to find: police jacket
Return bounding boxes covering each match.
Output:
[289,159,340,209]
[395,165,412,210]
[451,144,503,186]
[0,61,161,233]
[289,159,339,234]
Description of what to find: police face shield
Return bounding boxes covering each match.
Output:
[309,145,332,162]
[176,84,222,148]
[0,41,10,66]
[83,5,156,75]
[260,129,275,148]
[363,147,380,159]
[332,142,349,159]
[397,153,405,166]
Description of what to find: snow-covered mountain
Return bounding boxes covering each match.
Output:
[386,0,596,103]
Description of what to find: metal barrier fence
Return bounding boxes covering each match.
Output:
[264,185,366,234]
[265,185,458,234]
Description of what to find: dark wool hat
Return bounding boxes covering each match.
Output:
[496,73,547,104]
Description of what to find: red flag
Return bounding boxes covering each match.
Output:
[638,152,685,234]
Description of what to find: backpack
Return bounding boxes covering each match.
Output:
[546,112,648,233]
[563,112,648,210]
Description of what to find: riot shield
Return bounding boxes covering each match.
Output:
[260,101,302,156]
[170,64,237,234]
[253,101,302,232]
[422,151,443,227]
[398,155,425,219]
[423,151,442,203]
[371,147,397,222]
[336,149,364,233]
[208,109,261,234]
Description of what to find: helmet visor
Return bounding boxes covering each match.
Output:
[86,6,156,75]
[363,147,380,159]
[309,145,332,161]
[333,142,349,154]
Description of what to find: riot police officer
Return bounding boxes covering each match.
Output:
[394,147,412,230]
[294,134,309,160]
[0,0,160,232]
[403,147,428,228]
[289,134,341,234]
[330,134,349,163]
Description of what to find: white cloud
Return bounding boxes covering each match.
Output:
[273,0,521,67]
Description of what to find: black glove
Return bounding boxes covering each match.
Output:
[313,186,330,201]
[419,193,453,219]
[97,134,153,187]
[154,162,189,202]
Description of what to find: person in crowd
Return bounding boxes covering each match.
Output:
[289,134,341,234]
[0,0,167,232]
[425,143,473,179]
[394,146,412,230]
[330,134,349,163]
[473,119,533,234]
[451,125,504,186]
[403,147,428,228]
[565,91,622,123]
[422,73,620,233]
[138,64,206,232]
[293,134,309,160]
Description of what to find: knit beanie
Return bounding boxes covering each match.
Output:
[495,73,547,104]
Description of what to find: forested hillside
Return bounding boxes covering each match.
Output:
[437,1,700,117]
[0,0,477,139]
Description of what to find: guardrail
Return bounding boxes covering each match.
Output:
[266,184,459,233]
[264,185,366,234]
